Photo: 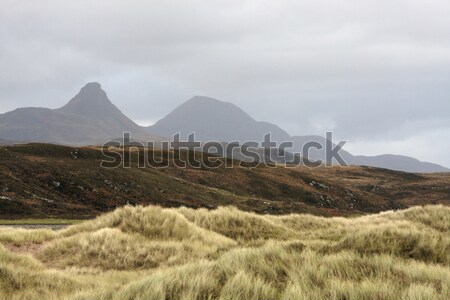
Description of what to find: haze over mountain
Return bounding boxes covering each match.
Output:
[146,96,449,173]
[353,154,449,174]
[289,136,448,173]
[0,83,447,173]
[0,83,144,145]
[148,96,291,143]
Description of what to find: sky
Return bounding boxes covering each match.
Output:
[0,0,449,167]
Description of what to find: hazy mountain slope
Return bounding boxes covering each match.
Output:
[0,83,143,145]
[148,96,291,142]
[291,135,449,172]
[355,154,449,173]
[290,135,360,165]
[146,96,448,172]
[58,82,141,134]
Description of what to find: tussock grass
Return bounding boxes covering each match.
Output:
[0,219,82,225]
[0,228,55,246]
[0,244,78,299]
[328,223,450,264]
[38,228,229,270]
[0,205,449,300]
[60,205,235,248]
[177,206,295,242]
[101,246,450,300]
[387,205,450,232]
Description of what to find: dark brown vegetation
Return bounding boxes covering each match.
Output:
[0,143,448,219]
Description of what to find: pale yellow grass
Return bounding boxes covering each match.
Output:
[0,205,448,300]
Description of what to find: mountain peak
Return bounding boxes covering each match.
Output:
[147,95,291,142]
[182,95,251,112]
[77,82,106,99]
[0,82,142,144]
[187,95,224,103]
[55,82,140,133]
[59,82,114,115]
[80,82,102,92]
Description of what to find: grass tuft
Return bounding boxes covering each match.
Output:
[0,204,449,300]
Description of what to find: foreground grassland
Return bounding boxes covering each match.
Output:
[0,205,449,300]
[0,219,82,225]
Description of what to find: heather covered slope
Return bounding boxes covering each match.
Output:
[0,143,449,219]
[0,205,449,300]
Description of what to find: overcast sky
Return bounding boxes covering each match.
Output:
[1,0,449,167]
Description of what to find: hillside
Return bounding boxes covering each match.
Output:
[0,143,449,219]
[0,205,449,299]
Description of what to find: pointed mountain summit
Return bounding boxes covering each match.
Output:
[59,82,113,116]
[148,96,291,142]
[58,82,141,133]
[0,83,142,145]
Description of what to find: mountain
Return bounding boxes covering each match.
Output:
[0,83,143,145]
[290,136,449,172]
[148,97,448,173]
[148,96,291,143]
[0,84,447,172]
[290,135,359,165]
[59,82,140,131]
[355,154,449,173]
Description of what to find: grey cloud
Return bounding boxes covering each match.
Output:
[0,0,449,166]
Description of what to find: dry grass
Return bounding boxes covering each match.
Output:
[0,205,449,300]
[0,228,55,246]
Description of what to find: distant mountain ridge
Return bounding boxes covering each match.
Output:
[354,154,448,173]
[288,135,449,173]
[0,83,448,173]
[146,97,448,173]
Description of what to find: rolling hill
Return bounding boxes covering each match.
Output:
[0,143,448,219]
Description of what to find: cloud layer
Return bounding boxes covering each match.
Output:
[1,0,449,166]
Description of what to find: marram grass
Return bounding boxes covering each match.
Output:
[0,205,449,300]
